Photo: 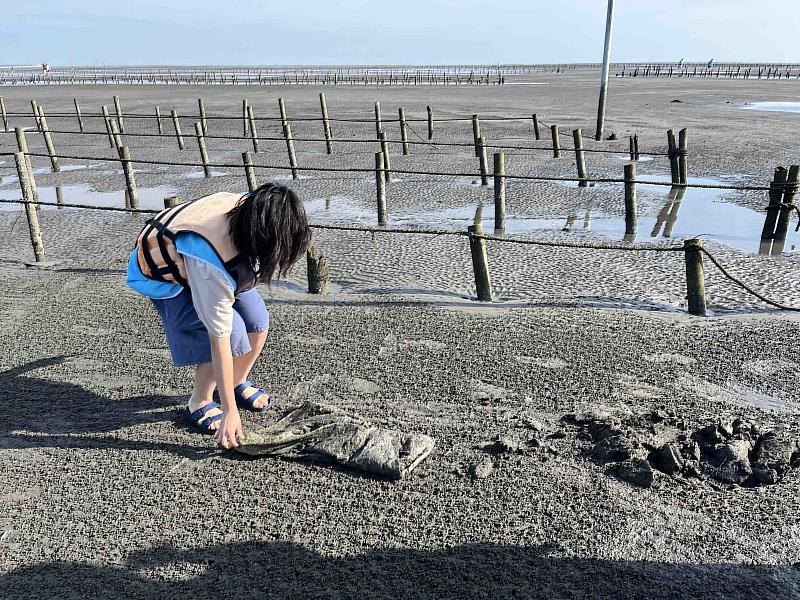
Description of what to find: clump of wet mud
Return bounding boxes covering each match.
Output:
[562,408,800,489]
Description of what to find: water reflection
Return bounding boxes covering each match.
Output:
[650,187,686,238]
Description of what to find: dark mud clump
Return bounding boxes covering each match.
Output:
[563,409,800,489]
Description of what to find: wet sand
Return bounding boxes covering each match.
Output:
[1,72,800,598]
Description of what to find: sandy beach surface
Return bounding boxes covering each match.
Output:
[1,71,799,599]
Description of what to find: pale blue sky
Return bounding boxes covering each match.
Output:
[3,0,798,65]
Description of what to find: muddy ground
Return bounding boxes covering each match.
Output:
[1,72,800,599]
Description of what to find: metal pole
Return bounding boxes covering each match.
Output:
[594,0,615,141]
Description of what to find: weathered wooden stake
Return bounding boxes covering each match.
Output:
[110,119,123,150]
[773,165,800,249]
[667,129,679,185]
[278,97,288,130]
[678,128,688,185]
[0,97,7,131]
[113,95,125,133]
[14,152,46,264]
[73,98,84,132]
[374,101,382,136]
[761,167,788,242]
[170,110,185,150]
[399,107,409,155]
[306,245,330,294]
[36,106,60,173]
[118,146,139,210]
[194,122,211,178]
[31,100,41,131]
[478,136,489,186]
[164,195,181,209]
[426,105,433,139]
[683,239,707,316]
[284,123,299,180]
[379,132,391,182]
[629,135,636,161]
[198,98,207,134]
[246,105,260,153]
[14,127,38,201]
[101,105,116,148]
[624,163,637,236]
[242,99,249,137]
[155,106,163,135]
[320,93,333,154]
[242,151,257,193]
[468,225,493,301]
[633,134,640,161]
[532,113,540,140]
[551,124,560,158]
[493,152,506,232]
[472,114,482,157]
[573,128,588,186]
[376,152,387,225]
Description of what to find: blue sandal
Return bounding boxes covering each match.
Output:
[234,380,273,413]
[186,401,223,434]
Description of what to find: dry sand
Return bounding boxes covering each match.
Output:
[1,72,799,599]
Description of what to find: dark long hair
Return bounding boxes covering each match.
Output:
[227,183,311,285]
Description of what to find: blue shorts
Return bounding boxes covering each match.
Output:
[151,287,270,367]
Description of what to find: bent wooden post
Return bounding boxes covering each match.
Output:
[468,225,493,301]
[37,106,60,173]
[170,109,185,150]
[73,98,84,132]
[118,146,139,210]
[242,151,257,193]
[113,95,125,133]
[14,152,46,264]
[194,122,211,178]
[320,93,332,154]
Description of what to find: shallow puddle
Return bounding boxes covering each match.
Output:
[741,101,800,113]
[182,169,230,179]
[0,183,179,211]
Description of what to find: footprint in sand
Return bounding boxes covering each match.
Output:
[292,374,380,401]
[515,356,568,369]
[643,353,696,367]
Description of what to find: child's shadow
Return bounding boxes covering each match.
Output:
[0,355,209,458]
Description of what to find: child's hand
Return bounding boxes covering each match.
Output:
[215,409,243,449]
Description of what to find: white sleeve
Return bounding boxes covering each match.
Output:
[183,255,235,338]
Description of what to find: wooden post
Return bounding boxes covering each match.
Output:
[118,146,139,210]
[101,105,116,148]
[468,225,493,301]
[284,123,298,180]
[306,245,330,294]
[110,119,123,150]
[667,129,679,185]
[573,128,588,186]
[379,132,391,182]
[198,98,207,134]
[374,101,382,137]
[278,97,288,130]
[14,152,46,264]
[493,152,506,233]
[761,167,788,242]
[194,122,211,178]
[73,98,84,132]
[624,163,637,236]
[155,106,163,134]
[376,152,387,225]
[113,95,125,133]
[31,100,41,131]
[242,151,258,193]
[551,124,560,158]
[772,165,800,249]
[164,195,181,209]
[247,105,260,153]
[170,109,185,150]
[426,105,433,139]
[14,127,38,201]
[472,114,482,157]
[633,134,640,161]
[37,106,60,173]
[684,239,707,316]
[678,128,688,185]
[532,113,540,140]
[0,97,7,132]
[629,135,635,161]
[478,136,489,186]
[399,107,409,155]
[320,93,332,154]
[242,99,249,137]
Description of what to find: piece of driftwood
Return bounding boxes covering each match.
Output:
[235,402,435,479]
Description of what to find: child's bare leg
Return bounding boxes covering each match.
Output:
[189,361,222,429]
[233,329,270,408]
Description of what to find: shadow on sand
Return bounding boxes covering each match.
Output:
[0,540,796,599]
